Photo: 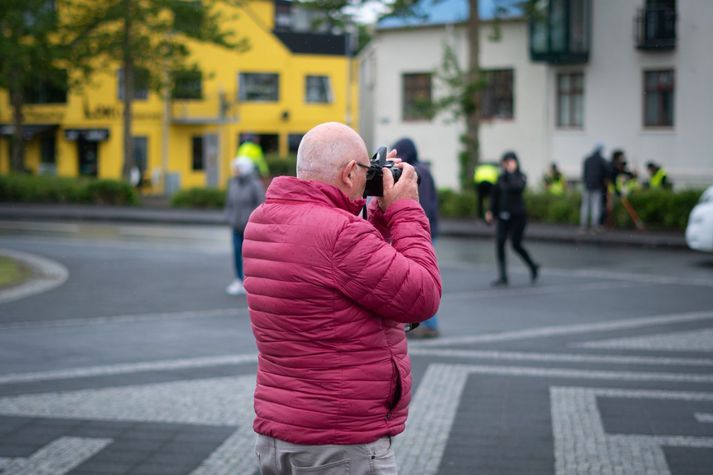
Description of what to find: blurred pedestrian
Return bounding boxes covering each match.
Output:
[543,162,566,195]
[473,161,500,220]
[243,122,441,473]
[236,133,270,179]
[580,143,610,233]
[486,151,540,287]
[392,137,440,338]
[225,157,265,296]
[645,161,672,190]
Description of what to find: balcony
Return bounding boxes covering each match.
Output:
[529,0,591,65]
[635,7,676,50]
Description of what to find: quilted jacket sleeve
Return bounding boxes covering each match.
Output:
[333,199,442,323]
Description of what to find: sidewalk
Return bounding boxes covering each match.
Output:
[0,203,688,249]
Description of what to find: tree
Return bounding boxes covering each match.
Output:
[0,0,76,172]
[66,0,249,180]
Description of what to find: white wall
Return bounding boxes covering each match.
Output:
[366,20,545,190]
[551,0,713,187]
[362,0,713,191]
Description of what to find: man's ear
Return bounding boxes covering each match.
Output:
[340,160,356,187]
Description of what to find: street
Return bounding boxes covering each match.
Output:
[1,220,712,475]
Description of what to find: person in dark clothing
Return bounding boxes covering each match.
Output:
[473,162,500,220]
[392,137,440,338]
[485,151,539,287]
[580,143,610,232]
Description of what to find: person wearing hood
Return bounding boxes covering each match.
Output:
[391,137,440,338]
[224,157,265,295]
[486,151,540,286]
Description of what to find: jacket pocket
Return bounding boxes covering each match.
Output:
[387,358,403,412]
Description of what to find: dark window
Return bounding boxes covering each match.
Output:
[644,70,674,127]
[274,1,292,31]
[192,136,204,171]
[288,133,304,153]
[480,69,514,119]
[118,68,149,100]
[133,136,148,172]
[305,75,331,103]
[173,0,203,35]
[402,73,432,121]
[556,72,584,128]
[24,70,67,104]
[239,133,279,154]
[238,73,279,102]
[172,70,202,100]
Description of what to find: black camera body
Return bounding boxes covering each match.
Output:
[363,146,419,197]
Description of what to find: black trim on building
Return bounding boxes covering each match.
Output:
[274,31,349,56]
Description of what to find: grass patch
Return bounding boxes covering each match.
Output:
[0,256,31,289]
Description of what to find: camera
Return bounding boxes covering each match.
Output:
[363,146,420,197]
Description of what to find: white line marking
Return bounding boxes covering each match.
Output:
[0,353,258,385]
[445,281,647,300]
[575,328,713,352]
[411,310,713,347]
[696,413,713,423]
[1,437,112,475]
[0,249,68,304]
[408,347,713,367]
[0,307,248,330]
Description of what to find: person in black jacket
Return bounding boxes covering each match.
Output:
[485,151,540,287]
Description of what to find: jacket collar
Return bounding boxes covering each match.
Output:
[266,176,366,216]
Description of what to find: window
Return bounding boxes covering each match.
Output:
[305,75,332,103]
[24,70,67,104]
[172,70,202,100]
[480,69,514,119]
[192,136,204,171]
[238,73,279,102]
[288,133,304,153]
[557,72,584,128]
[643,70,674,127]
[173,0,203,35]
[118,68,149,100]
[402,73,432,121]
[133,136,148,172]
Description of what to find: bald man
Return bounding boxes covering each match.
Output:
[243,122,442,474]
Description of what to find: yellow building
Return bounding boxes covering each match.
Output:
[0,0,359,193]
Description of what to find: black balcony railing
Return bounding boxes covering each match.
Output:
[635,7,676,50]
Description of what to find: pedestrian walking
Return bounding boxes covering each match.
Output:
[392,137,440,338]
[242,122,441,474]
[580,143,610,233]
[224,157,264,296]
[236,133,270,178]
[486,151,540,287]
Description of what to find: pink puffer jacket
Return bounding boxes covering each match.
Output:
[243,176,442,445]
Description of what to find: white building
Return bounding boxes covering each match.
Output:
[359,0,713,190]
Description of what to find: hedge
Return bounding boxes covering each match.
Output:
[438,188,703,231]
[0,174,140,206]
[170,187,225,208]
[264,153,297,177]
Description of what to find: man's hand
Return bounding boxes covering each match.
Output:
[485,210,493,225]
[378,157,419,211]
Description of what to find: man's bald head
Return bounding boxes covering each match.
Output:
[297,122,368,185]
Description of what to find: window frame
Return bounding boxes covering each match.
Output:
[172,70,203,100]
[480,69,515,120]
[191,136,204,171]
[643,69,674,128]
[118,68,149,101]
[238,72,280,102]
[556,71,584,128]
[401,72,433,122]
[305,75,333,104]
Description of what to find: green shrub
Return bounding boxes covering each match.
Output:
[265,153,297,177]
[436,187,703,230]
[0,174,139,205]
[170,187,225,209]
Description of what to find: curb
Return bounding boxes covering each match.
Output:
[0,204,688,250]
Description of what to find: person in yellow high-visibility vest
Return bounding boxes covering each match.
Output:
[473,162,500,220]
[543,162,566,195]
[236,134,270,178]
[645,161,672,190]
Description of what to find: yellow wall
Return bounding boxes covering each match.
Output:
[0,0,360,193]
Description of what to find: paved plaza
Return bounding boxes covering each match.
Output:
[0,221,712,474]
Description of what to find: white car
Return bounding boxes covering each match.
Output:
[686,185,713,252]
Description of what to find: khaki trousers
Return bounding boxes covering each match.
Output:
[255,434,398,475]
